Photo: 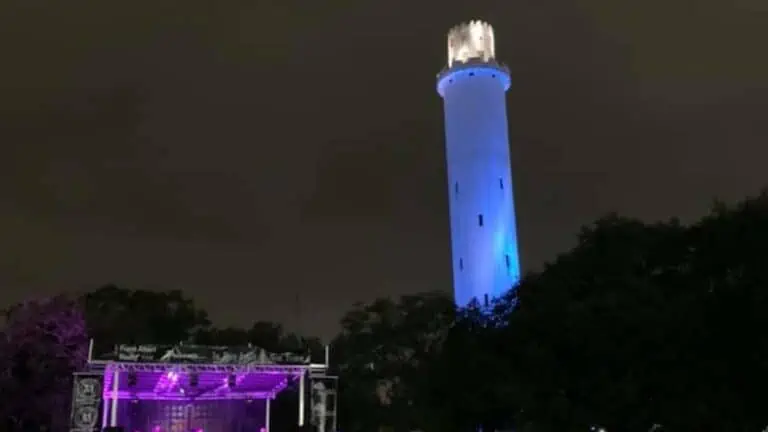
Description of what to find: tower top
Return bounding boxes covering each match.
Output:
[447,20,496,68]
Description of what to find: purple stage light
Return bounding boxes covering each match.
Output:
[110,391,272,400]
[104,368,290,401]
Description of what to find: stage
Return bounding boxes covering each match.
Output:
[69,342,336,432]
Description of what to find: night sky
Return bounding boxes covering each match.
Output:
[1,0,766,340]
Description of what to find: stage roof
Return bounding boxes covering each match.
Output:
[102,366,296,401]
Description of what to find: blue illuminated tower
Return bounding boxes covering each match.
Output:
[437,20,520,307]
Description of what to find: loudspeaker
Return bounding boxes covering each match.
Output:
[127,371,137,387]
[189,373,198,387]
[227,374,236,388]
[103,427,125,432]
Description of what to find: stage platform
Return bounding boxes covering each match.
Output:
[68,341,335,432]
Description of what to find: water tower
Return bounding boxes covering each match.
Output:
[437,21,520,307]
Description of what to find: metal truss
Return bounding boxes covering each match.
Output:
[91,361,313,375]
[108,390,274,401]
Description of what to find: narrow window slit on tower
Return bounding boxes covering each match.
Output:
[454,182,459,196]
[499,178,504,189]
[505,254,510,269]
[459,258,463,270]
[478,214,484,226]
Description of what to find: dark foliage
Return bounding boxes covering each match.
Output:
[0,295,88,432]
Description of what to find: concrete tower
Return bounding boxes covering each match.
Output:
[437,20,520,307]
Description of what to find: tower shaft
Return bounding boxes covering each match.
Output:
[437,21,520,307]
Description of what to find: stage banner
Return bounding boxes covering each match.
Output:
[69,372,104,432]
[97,343,310,365]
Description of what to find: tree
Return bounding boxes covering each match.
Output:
[0,295,89,432]
[489,193,768,431]
[193,320,323,357]
[332,292,455,432]
[83,284,211,352]
[421,296,519,432]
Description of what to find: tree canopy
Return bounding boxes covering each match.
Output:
[1,295,88,431]
[332,192,768,431]
[430,193,767,431]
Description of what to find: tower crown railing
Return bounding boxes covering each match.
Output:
[447,20,496,67]
[436,59,511,96]
[437,57,510,77]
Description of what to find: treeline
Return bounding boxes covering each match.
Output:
[3,192,768,431]
[0,286,322,432]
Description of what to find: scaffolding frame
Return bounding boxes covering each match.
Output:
[72,339,333,432]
